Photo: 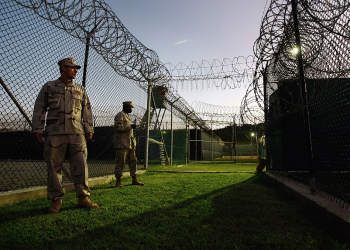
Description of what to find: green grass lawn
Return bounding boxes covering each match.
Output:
[148,163,260,172]
[0,170,349,249]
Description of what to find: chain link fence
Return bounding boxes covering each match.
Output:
[243,0,350,209]
[188,101,264,164]
[0,0,198,192]
[4,0,350,215]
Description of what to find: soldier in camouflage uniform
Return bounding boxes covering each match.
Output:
[114,101,144,187]
[32,57,99,213]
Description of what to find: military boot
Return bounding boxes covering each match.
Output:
[116,177,123,187]
[77,196,99,209]
[48,199,62,214]
[132,176,144,186]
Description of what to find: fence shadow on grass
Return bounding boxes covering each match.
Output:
[43,174,350,250]
[0,206,48,225]
[0,199,95,225]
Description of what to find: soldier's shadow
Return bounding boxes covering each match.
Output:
[0,204,98,224]
[0,207,50,224]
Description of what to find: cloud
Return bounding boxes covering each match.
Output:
[174,39,189,45]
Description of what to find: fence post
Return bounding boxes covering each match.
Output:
[195,126,198,162]
[263,66,269,168]
[170,102,174,166]
[231,118,234,162]
[185,116,188,165]
[211,119,213,162]
[188,118,191,164]
[0,77,32,128]
[144,82,152,169]
[234,118,237,164]
[255,118,259,157]
[169,98,180,166]
[82,19,104,87]
[82,33,91,88]
[291,0,316,193]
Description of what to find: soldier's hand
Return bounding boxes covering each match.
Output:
[85,133,93,141]
[131,124,137,129]
[33,133,43,143]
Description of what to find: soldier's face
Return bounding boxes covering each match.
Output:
[124,105,133,113]
[62,66,78,79]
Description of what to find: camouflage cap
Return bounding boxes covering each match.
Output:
[123,101,134,107]
[58,57,81,69]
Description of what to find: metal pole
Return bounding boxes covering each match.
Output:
[256,134,259,157]
[188,119,191,164]
[251,134,253,157]
[185,116,188,165]
[195,126,198,162]
[234,118,237,164]
[82,34,91,88]
[170,103,173,166]
[211,119,213,162]
[263,67,268,165]
[291,0,315,192]
[231,118,234,162]
[145,82,152,169]
[169,98,180,166]
[255,118,258,157]
[0,77,32,127]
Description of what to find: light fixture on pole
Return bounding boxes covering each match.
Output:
[291,47,299,55]
[250,132,255,157]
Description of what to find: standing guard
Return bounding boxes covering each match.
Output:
[114,101,144,187]
[32,57,99,213]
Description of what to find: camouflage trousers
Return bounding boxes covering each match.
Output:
[115,148,137,178]
[44,134,90,200]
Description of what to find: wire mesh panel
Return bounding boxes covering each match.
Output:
[0,1,191,192]
[242,0,350,209]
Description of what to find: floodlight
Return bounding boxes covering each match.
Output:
[291,47,299,55]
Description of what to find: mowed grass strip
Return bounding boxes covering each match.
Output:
[149,163,260,172]
[0,171,349,250]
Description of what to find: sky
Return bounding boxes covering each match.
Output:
[104,0,269,108]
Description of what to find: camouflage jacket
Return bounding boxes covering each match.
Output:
[31,79,94,135]
[114,111,136,149]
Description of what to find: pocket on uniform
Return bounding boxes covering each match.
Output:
[72,94,83,110]
[46,119,58,126]
[48,96,60,109]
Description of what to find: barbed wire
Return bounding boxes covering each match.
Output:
[11,0,215,132]
[254,0,350,78]
[191,100,239,121]
[13,0,170,84]
[239,0,350,126]
[14,0,259,92]
[239,75,266,125]
[14,0,350,128]
[164,56,256,91]
[12,0,262,130]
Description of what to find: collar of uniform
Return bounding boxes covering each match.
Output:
[57,78,76,87]
[54,79,66,87]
